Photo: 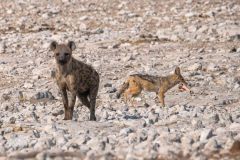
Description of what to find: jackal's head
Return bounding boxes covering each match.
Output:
[174,67,192,93]
[50,41,76,65]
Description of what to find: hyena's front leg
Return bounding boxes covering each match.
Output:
[60,88,70,120]
[66,91,77,120]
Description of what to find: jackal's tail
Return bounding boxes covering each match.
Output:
[116,81,129,99]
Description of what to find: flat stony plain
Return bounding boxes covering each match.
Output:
[0,0,240,159]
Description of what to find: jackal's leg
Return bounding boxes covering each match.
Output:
[124,86,141,107]
[158,90,165,107]
[140,94,147,106]
[123,90,132,107]
[123,90,132,105]
[124,94,136,107]
[89,86,98,121]
[154,94,159,103]
[130,96,136,107]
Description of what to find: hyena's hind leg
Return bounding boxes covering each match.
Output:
[77,92,91,109]
[88,85,99,121]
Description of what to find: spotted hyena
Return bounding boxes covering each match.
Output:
[50,41,99,120]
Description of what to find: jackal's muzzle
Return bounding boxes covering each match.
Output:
[178,83,193,94]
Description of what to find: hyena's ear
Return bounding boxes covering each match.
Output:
[67,41,76,51]
[175,67,181,75]
[50,41,58,51]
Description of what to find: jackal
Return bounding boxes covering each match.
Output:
[116,67,192,107]
[50,41,99,120]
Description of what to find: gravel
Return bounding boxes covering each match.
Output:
[0,0,240,159]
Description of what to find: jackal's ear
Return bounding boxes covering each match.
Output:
[50,41,58,51]
[67,41,76,51]
[175,67,181,75]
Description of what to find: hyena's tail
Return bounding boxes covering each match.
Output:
[116,80,129,99]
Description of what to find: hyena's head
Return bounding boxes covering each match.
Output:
[50,41,76,65]
[174,67,192,93]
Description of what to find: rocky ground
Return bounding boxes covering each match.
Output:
[0,0,240,159]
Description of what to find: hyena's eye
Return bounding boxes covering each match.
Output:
[64,53,69,56]
[55,53,59,56]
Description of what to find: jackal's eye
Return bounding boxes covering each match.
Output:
[64,53,69,56]
[55,53,59,56]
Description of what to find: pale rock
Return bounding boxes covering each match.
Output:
[56,136,68,146]
[188,25,198,33]
[120,128,134,136]
[77,24,87,32]
[23,82,34,89]
[207,63,220,72]
[200,129,213,141]
[5,134,29,150]
[42,13,49,19]
[229,123,240,132]
[0,42,6,54]
[79,16,88,21]
[185,12,198,18]
[188,63,202,71]
[204,138,220,153]
[192,119,204,129]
